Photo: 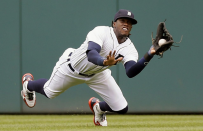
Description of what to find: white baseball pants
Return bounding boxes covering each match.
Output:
[43,48,127,111]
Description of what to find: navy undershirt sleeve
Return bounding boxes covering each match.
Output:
[86,41,105,66]
[125,53,153,78]
[87,41,154,74]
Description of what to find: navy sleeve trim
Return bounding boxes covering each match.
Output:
[86,41,101,52]
[125,52,153,78]
[86,41,105,66]
[144,52,153,61]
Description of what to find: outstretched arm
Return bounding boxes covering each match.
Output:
[125,46,156,78]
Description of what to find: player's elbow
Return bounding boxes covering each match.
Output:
[126,70,142,78]
[126,72,137,78]
[127,73,134,78]
[126,70,133,78]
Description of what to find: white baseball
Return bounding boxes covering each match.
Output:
[158,39,167,46]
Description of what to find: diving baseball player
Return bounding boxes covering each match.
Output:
[21,9,156,126]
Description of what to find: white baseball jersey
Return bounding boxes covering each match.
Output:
[70,26,138,75]
[44,26,138,111]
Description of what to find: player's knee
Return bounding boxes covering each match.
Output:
[44,92,57,99]
[116,105,128,114]
[44,88,59,99]
[46,95,56,99]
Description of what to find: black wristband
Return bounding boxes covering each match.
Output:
[144,52,153,61]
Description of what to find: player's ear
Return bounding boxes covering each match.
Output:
[112,21,116,28]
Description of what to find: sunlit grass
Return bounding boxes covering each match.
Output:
[0,115,203,131]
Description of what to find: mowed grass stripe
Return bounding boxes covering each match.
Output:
[0,115,203,131]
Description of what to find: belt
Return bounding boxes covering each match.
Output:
[67,52,95,77]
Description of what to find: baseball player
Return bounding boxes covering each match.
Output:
[21,9,156,126]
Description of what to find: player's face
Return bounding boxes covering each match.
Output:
[113,18,133,37]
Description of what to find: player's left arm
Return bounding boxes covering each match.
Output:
[125,46,155,78]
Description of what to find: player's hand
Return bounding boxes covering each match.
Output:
[103,50,123,66]
[150,46,156,55]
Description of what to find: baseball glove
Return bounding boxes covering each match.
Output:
[151,21,182,58]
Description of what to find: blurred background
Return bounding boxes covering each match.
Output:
[0,0,202,114]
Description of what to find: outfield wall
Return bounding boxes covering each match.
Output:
[0,0,203,113]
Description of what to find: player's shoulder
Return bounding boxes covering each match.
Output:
[125,38,134,46]
[92,26,111,32]
[126,40,137,52]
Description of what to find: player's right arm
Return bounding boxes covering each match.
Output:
[86,41,123,66]
[86,41,105,66]
[102,50,123,66]
[86,26,123,66]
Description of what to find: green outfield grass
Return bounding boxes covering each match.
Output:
[0,115,203,131]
